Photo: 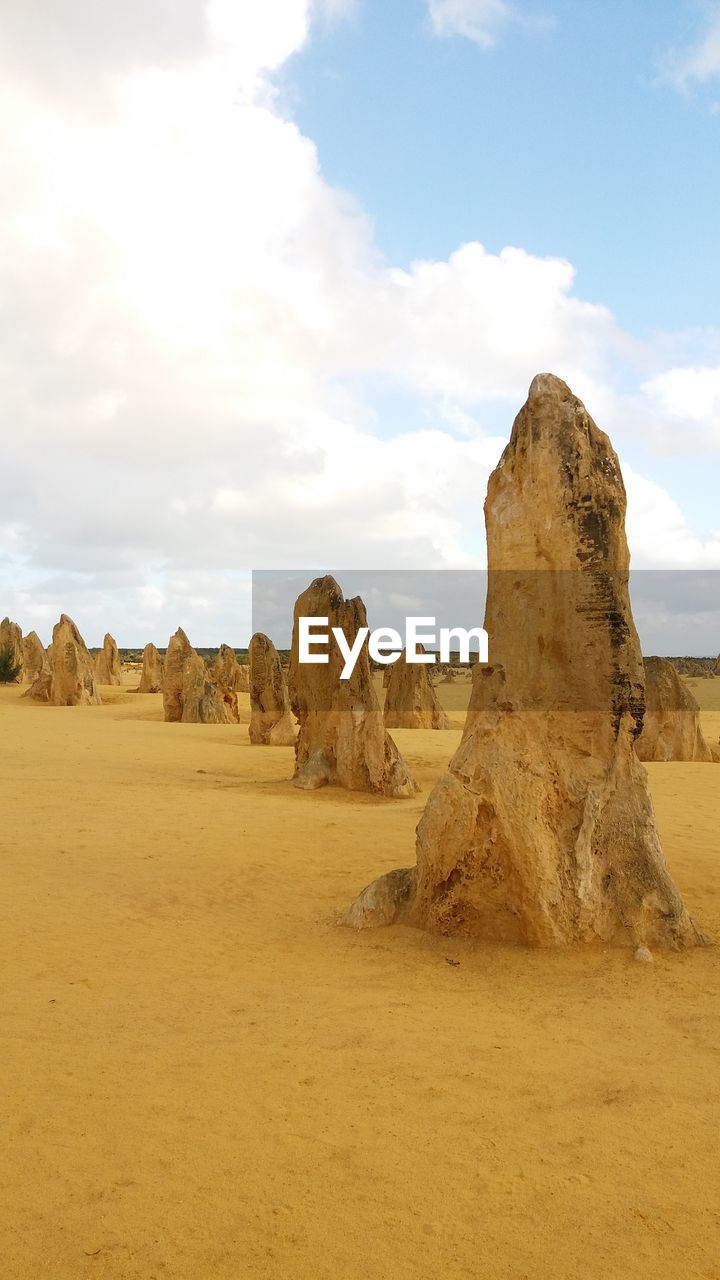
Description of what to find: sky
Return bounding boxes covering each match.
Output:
[0,0,719,649]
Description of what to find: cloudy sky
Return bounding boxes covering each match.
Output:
[1,0,719,647]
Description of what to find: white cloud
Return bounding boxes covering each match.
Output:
[0,0,717,647]
[425,0,552,49]
[427,0,514,48]
[662,6,720,91]
[377,245,623,403]
[624,466,720,568]
[640,367,720,448]
[0,0,323,103]
[313,0,360,20]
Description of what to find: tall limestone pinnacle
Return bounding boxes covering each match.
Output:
[0,617,24,680]
[94,633,122,685]
[346,374,709,948]
[213,644,249,693]
[288,575,417,796]
[476,371,645,729]
[22,631,46,683]
[163,628,238,724]
[383,647,450,730]
[27,614,102,706]
[138,642,164,693]
[248,632,296,745]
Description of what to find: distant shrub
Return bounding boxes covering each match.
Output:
[0,642,22,683]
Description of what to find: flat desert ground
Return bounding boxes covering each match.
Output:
[2,673,720,1280]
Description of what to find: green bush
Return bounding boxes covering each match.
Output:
[0,642,22,684]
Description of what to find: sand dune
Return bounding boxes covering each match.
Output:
[1,675,719,1278]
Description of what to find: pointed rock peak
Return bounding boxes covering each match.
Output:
[527,372,574,402]
[306,574,345,609]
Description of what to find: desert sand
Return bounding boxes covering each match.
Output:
[1,671,719,1279]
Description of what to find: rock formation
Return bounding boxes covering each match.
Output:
[287,576,417,795]
[22,631,46,683]
[636,657,717,762]
[669,657,717,679]
[0,617,25,680]
[163,628,238,724]
[248,632,296,745]
[27,615,102,706]
[346,374,707,949]
[94,633,122,685]
[138,642,164,693]
[383,649,450,729]
[213,644,249,693]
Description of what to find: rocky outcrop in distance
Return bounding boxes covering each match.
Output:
[163,628,238,724]
[213,644,250,693]
[0,617,25,681]
[138,643,164,693]
[383,648,450,729]
[288,576,417,796]
[94,633,122,685]
[636,657,717,762]
[248,633,296,745]
[28,615,102,707]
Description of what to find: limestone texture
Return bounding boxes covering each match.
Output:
[248,633,296,745]
[163,628,238,724]
[213,644,249,693]
[636,657,716,762]
[288,576,417,796]
[0,617,25,681]
[383,648,450,730]
[138,643,164,694]
[22,631,46,684]
[28,615,102,706]
[94,633,122,685]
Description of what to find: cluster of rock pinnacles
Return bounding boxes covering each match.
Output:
[4,616,248,718]
[3,374,715,951]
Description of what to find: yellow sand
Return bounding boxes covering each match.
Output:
[2,675,719,1280]
[686,673,720,756]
